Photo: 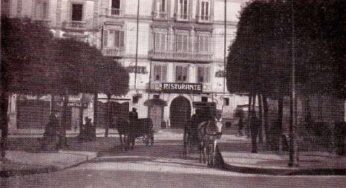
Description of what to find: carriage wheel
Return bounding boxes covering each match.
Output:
[149,133,154,146]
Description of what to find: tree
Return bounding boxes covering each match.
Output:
[96,58,129,137]
[1,17,56,158]
[227,0,345,153]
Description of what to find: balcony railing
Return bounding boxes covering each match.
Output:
[153,11,167,20]
[196,15,212,23]
[63,21,87,30]
[106,8,123,16]
[175,14,190,21]
[149,50,213,62]
[102,48,125,57]
[33,19,51,27]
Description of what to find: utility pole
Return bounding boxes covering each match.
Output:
[223,0,227,94]
[134,0,140,90]
[289,0,299,167]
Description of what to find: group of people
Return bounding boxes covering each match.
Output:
[41,112,96,150]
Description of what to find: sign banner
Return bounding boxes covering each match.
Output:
[161,83,203,94]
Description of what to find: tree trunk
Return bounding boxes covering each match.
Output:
[104,94,111,137]
[246,93,252,137]
[304,96,312,126]
[262,94,269,148]
[79,93,84,134]
[277,96,284,152]
[51,95,55,113]
[1,91,9,159]
[258,93,264,144]
[58,91,69,149]
[93,93,98,132]
[251,92,258,153]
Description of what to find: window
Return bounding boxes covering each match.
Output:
[155,0,166,12]
[72,4,83,21]
[35,0,48,20]
[153,32,167,52]
[176,66,188,82]
[224,98,230,106]
[178,0,188,20]
[175,33,189,52]
[153,65,167,82]
[196,34,210,53]
[200,0,210,21]
[103,30,124,49]
[111,0,120,15]
[202,97,208,102]
[197,66,210,83]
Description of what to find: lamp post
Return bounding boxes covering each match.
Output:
[288,0,299,167]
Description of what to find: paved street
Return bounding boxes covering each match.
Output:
[2,131,346,188]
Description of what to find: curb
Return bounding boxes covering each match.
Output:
[0,151,98,178]
[218,146,346,176]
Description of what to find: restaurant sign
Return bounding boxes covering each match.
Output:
[161,83,203,94]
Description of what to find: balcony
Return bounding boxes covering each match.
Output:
[63,21,87,31]
[33,19,51,27]
[102,48,125,57]
[152,11,168,20]
[149,50,213,62]
[175,14,190,22]
[196,15,212,23]
[106,8,123,17]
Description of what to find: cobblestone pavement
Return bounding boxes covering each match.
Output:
[2,129,346,188]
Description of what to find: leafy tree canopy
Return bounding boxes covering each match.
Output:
[227,0,345,98]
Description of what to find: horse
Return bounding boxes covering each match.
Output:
[197,118,223,167]
[114,117,130,151]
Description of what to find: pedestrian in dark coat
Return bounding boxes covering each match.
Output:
[250,114,261,153]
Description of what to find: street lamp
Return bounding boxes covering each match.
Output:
[288,0,299,167]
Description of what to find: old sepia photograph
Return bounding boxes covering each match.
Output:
[0,0,345,187]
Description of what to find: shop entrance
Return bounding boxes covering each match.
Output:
[170,96,191,128]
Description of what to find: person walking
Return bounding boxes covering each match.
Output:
[235,108,244,136]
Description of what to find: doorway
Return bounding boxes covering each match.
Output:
[170,96,191,128]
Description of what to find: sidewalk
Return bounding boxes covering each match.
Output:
[1,136,118,177]
[218,129,346,175]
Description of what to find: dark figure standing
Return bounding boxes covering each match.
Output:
[250,115,260,153]
[128,108,138,148]
[235,108,244,136]
[79,117,95,141]
[190,109,203,144]
[85,117,96,141]
[129,108,138,121]
[41,113,59,150]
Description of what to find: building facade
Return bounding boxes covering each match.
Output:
[2,0,250,132]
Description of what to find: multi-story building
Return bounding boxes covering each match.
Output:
[2,0,249,132]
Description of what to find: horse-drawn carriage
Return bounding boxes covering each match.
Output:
[116,117,154,150]
[183,102,223,167]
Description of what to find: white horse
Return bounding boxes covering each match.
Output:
[197,117,223,167]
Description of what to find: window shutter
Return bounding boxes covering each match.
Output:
[206,2,209,19]
[154,65,160,81]
[114,30,119,47]
[162,65,167,81]
[103,30,108,47]
[184,66,188,82]
[205,67,210,83]
[120,31,124,48]
[155,33,160,51]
